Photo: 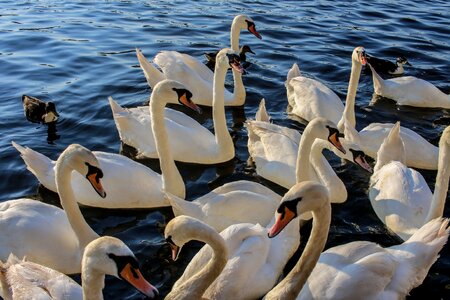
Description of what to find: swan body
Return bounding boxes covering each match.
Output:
[137,15,261,107]
[111,46,240,164]
[369,123,450,240]
[338,47,439,170]
[286,63,344,124]
[12,80,205,208]
[0,236,158,300]
[266,182,449,300]
[0,144,106,274]
[247,99,371,204]
[370,64,450,108]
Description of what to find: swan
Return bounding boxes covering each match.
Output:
[12,79,203,208]
[366,55,411,75]
[163,215,228,300]
[110,47,241,163]
[137,14,261,107]
[169,184,328,300]
[246,99,372,204]
[369,123,450,241]
[336,46,440,170]
[369,63,450,108]
[265,181,450,300]
[0,236,158,300]
[0,144,106,274]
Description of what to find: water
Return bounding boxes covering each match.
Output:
[0,0,449,298]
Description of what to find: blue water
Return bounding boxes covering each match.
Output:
[1,1,449,299]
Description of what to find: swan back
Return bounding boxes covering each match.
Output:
[374,121,405,173]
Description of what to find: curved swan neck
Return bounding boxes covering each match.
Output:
[295,126,315,183]
[55,159,99,249]
[150,95,185,199]
[426,143,450,222]
[229,18,246,103]
[167,228,228,299]
[265,203,331,299]
[338,61,363,132]
[310,140,341,186]
[213,62,233,151]
[82,269,105,300]
[230,18,240,51]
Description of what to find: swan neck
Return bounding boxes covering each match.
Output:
[339,61,362,132]
[150,97,185,199]
[230,19,240,51]
[295,126,315,183]
[55,160,99,248]
[213,63,233,151]
[426,144,450,222]
[265,203,331,299]
[82,269,105,300]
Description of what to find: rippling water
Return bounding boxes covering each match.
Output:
[1,1,449,299]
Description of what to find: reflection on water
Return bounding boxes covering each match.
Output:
[0,1,449,299]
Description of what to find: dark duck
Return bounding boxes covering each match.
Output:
[22,95,59,124]
[205,45,254,69]
[366,55,411,75]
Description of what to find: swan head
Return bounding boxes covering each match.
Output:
[153,79,202,114]
[352,46,367,66]
[216,48,245,74]
[234,14,262,39]
[396,56,411,66]
[83,236,159,298]
[268,181,329,238]
[348,147,373,173]
[59,144,106,198]
[164,215,216,261]
[308,117,346,154]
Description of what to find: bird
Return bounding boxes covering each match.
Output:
[366,55,411,75]
[369,123,450,240]
[22,94,59,124]
[265,181,449,300]
[1,144,106,274]
[0,236,159,300]
[136,14,261,106]
[204,44,255,69]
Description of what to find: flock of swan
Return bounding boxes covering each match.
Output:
[1,14,449,300]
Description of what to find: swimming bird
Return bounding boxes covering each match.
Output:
[22,95,59,124]
[366,55,411,75]
[204,44,254,68]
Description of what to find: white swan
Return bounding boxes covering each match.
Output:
[0,236,158,300]
[169,184,327,299]
[163,215,228,300]
[137,14,261,107]
[370,63,450,108]
[337,46,439,170]
[110,47,241,163]
[12,79,202,208]
[246,99,372,204]
[0,144,106,274]
[265,181,450,300]
[369,123,450,241]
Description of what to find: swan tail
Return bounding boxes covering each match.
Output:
[11,141,57,192]
[255,98,270,122]
[374,122,405,172]
[368,63,384,95]
[164,191,204,220]
[136,48,165,89]
[287,63,301,83]
[389,218,449,295]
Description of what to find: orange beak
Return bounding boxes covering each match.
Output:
[120,263,159,298]
[360,53,367,66]
[328,133,346,154]
[268,208,296,238]
[87,173,106,198]
[248,24,262,39]
[179,93,202,114]
[169,243,181,261]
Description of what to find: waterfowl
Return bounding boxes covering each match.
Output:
[246,99,372,204]
[265,181,449,300]
[204,44,254,68]
[22,95,59,124]
[137,14,261,106]
[0,144,106,274]
[0,236,158,300]
[369,63,450,108]
[366,55,411,75]
[369,123,450,240]
[111,48,241,163]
